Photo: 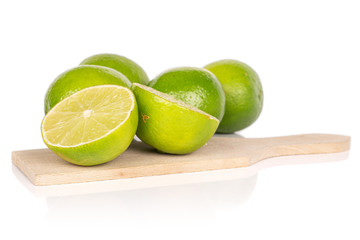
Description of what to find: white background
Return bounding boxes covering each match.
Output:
[1,0,359,239]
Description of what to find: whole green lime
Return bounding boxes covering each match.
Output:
[204,59,263,133]
[44,65,131,114]
[80,53,149,85]
[148,67,225,121]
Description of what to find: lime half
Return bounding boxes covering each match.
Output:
[132,83,219,154]
[41,85,138,166]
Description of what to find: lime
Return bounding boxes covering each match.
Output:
[132,83,219,154]
[204,59,263,133]
[41,85,138,166]
[44,65,131,114]
[80,53,149,85]
[148,67,225,121]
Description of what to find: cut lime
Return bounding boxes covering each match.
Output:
[41,85,138,166]
[132,83,219,154]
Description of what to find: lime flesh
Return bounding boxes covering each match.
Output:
[42,85,138,166]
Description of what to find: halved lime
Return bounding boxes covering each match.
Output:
[41,85,138,166]
[132,83,219,154]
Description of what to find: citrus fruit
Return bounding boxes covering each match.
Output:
[132,83,219,154]
[41,85,138,166]
[80,53,149,85]
[148,67,225,121]
[204,59,263,133]
[44,65,131,114]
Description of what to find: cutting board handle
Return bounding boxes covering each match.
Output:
[247,133,351,164]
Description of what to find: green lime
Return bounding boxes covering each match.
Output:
[44,65,131,114]
[132,83,219,154]
[41,85,138,166]
[204,59,263,133]
[148,67,225,121]
[80,53,149,85]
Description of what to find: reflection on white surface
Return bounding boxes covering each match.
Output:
[46,176,258,223]
[13,164,259,223]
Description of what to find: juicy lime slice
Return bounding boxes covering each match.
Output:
[41,85,138,166]
[132,83,219,154]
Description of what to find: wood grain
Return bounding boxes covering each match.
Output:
[12,134,350,186]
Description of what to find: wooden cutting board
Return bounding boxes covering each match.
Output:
[12,134,350,186]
